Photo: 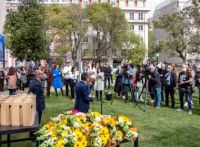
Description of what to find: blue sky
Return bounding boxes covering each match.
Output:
[146,0,165,17]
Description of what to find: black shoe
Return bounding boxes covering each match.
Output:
[126,100,129,103]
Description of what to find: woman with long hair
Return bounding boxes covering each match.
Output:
[7,67,17,95]
[52,64,64,97]
[69,67,79,101]
[45,67,53,97]
[135,64,144,101]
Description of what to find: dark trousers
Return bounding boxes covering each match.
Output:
[165,86,175,108]
[70,80,76,99]
[9,89,16,95]
[122,84,133,101]
[104,75,111,89]
[96,91,102,100]
[46,82,52,97]
[179,88,192,110]
[148,84,154,100]
[110,74,113,84]
[0,79,4,92]
[161,85,164,101]
[65,79,70,97]
[38,111,43,124]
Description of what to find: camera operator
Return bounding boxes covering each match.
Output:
[149,64,162,109]
[164,65,177,108]
[104,62,112,90]
[177,64,193,115]
[121,63,134,103]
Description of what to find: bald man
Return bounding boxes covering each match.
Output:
[28,70,46,124]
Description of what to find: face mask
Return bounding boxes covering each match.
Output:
[182,68,187,72]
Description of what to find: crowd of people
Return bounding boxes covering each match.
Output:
[0,59,200,115]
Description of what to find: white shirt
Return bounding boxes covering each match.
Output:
[90,67,97,79]
[69,71,79,80]
[62,66,72,79]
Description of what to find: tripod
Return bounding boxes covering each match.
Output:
[135,74,149,112]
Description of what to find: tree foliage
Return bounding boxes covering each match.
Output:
[121,32,146,64]
[4,0,50,62]
[86,3,128,63]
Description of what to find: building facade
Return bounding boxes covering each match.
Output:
[152,0,198,64]
[5,0,150,67]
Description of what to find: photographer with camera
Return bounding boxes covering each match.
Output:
[164,65,177,108]
[149,64,162,109]
[121,62,134,103]
[177,64,193,115]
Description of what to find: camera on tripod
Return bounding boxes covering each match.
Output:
[142,67,152,76]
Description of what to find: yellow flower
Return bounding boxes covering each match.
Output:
[93,111,102,117]
[59,119,67,125]
[50,132,57,140]
[84,122,92,130]
[61,131,69,137]
[74,140,82,147]
[118,130,124,139]
[56,139,64,147]
[75,129,83,139]
[44,124,50,129]
[100,126,109,134]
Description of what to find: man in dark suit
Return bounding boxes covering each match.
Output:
[164,65,177,108]
[28,70,45,124]
[74,72,94,113]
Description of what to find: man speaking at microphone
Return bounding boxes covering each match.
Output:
[74,72,95,113]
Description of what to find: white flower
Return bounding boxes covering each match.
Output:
[94,136,101,147]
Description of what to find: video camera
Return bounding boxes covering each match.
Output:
[142,67,151,76]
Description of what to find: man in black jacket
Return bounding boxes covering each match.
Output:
[159,64,168,102]
[29,70,46,124]
[164,65,177,108]
[149,64,162,109]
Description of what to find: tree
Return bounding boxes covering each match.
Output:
[153,12,193,62]
[86,3,127,63]
[46,4,87,67]
[121,32,146,64]
[4,0,50,62]
[148,29,156,58]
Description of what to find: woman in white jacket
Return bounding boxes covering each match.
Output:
[94,67,104,100]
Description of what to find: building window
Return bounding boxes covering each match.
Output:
[129,13,134,20]
[51,0,59,2]
[130,24,134,30]
[84,37,89,43]
[62,0,69,2]
[111,0,116,6]
[139,25,144,31]
[42,0,49,2]
[101,0,107,3]
[139,13,144,20]
[72,0,78,4]
[92,0,98,3]
[84,49,93,57]
[83,0,88,8]
[140,37,144,42]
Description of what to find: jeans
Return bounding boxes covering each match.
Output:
[136,85,142,101]
[161,85,164,101]
[154,87,161,107]
[9,89,16,95]
[70,79,76,99]
[179,88,192,110]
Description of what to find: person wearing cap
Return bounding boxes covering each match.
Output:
[28,70,46,124]
[62,62,72,97]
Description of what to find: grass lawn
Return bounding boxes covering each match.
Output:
[2,88,200,147]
